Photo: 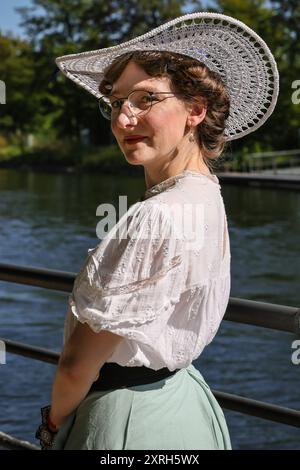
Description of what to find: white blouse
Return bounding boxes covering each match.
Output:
[63,170,231,371]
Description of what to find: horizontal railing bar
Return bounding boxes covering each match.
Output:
[0,263,299,334]
[3,338,59,364]
[0,263,76,292]
[2,337,300,428]
[247,150,300,158]
[226,297,300,334]
[0,431,39,450]
[213,390,300,428]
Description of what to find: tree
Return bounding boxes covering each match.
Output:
[15,0,202,146]
[0,33,40,150]
[202,0,300,150]
[3,0,297,152]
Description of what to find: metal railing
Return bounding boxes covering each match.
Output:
[248,150,300,174]
[1,262,300,449]
[0,431,39,450]
[223,149,300,174]
[1,263,299,334]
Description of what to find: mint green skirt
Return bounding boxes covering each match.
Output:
[52,364,231,450]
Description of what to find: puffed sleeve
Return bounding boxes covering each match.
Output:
[66,201,185,346]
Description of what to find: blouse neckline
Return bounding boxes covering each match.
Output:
[142,170,219,200]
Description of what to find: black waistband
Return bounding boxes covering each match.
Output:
[88,362,180,392]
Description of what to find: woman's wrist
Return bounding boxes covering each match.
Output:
[35,405,60,449]
[47,410,60,432]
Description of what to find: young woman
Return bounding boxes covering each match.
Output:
[36,12,279,450]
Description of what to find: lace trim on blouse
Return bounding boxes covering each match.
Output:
[143,170,220,200]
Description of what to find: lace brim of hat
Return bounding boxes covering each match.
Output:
[55,12,279,142]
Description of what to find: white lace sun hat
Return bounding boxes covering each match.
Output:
[55,12,279,142]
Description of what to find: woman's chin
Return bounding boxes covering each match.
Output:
[123,150,150,164]
[125,158,143,166]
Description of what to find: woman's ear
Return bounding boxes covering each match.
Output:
[188,98,207,127]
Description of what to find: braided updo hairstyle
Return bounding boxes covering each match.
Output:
[98,51,230,171]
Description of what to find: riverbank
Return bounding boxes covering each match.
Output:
[0,143,144,176]
[0,158,144,176]
[0,143,296,177]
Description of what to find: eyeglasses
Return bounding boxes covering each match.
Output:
[98,89,183,121]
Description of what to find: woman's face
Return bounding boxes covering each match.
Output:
[110,61,192,168]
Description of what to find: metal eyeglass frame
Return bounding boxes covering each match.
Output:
[98,90,185,120]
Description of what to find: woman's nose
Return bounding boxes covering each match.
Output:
[115,102,138,128]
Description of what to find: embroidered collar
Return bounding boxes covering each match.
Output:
[141,170,219,200]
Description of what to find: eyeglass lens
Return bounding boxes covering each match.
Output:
[99,90,157,120]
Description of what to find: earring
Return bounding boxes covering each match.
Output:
[188,122,195,142]
[189,131,195,143]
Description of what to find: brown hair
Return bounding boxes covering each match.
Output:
[98,51,230,171]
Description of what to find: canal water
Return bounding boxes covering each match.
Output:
[0,168,299,450]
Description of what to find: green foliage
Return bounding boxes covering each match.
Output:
[0,35,39,142]
[0,0,299,169]
[0,140,141,175]
[0,0,200,156]
[210,0,300,152]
